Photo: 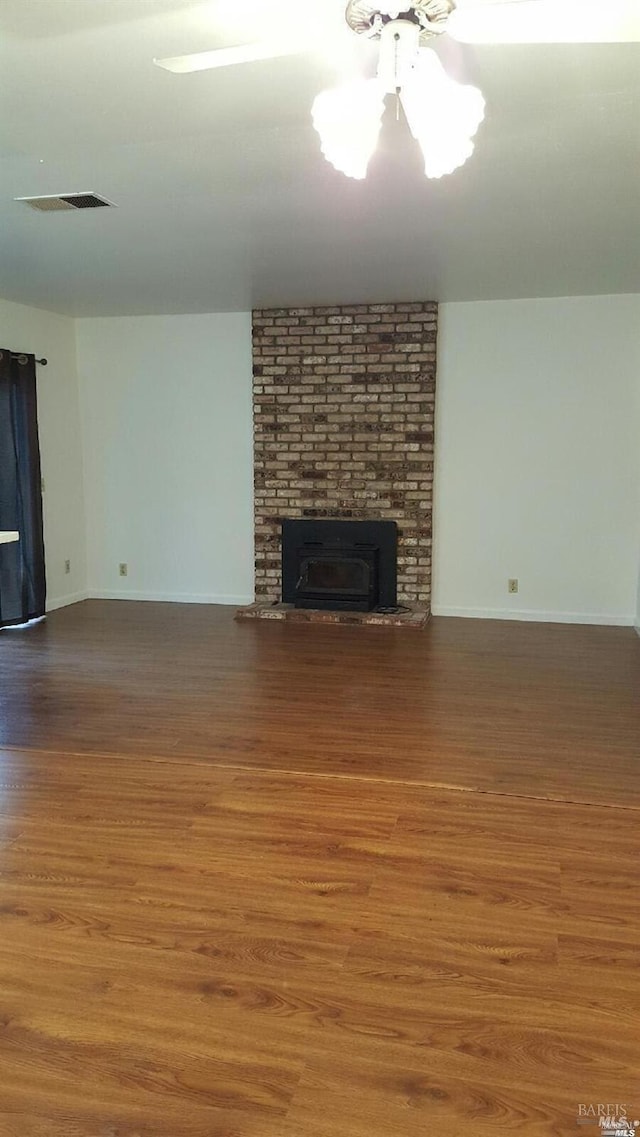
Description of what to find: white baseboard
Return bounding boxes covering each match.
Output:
[89,589,253,606]
[43,593,640,626]
[46,589,91,612]
[431,604,635,627]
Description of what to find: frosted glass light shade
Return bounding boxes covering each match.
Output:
[400,49,485,178]
[311,79,386,179]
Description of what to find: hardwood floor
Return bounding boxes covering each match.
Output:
[0,601,638,1135]
[1,600,639,805]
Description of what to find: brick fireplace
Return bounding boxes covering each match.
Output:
[250,301,437,617]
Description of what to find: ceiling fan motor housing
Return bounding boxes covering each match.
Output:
[345,0,456,42]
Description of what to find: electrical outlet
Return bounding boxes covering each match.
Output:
[64,559,71,575]
[119,562,128,577]
[508,578,519,594]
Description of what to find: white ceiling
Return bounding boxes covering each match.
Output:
[0,0,639,316]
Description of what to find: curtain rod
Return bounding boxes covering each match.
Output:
[10,353,48,366]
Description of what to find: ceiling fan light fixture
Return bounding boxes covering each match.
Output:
[311,78,386,179]
[312,25,485,182]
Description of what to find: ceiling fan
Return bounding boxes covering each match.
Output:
[154,0,640,180]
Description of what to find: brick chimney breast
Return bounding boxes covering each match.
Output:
[252,301,437,609]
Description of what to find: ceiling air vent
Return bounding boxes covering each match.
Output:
[15,192,115,212]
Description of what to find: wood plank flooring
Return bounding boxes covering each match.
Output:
[1,601,639,805]
[0,601,639,1135]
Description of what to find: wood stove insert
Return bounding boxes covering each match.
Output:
[281,519,397,612]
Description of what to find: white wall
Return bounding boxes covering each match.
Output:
[433,295,640,625]
[76,313,254,604]
[635,537,640,633]
[636,368,640,634]
[0,297,86,610]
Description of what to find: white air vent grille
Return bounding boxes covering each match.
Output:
[15,192,115,211]
[18,196,77,212]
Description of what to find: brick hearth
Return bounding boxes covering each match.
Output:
[236,601,428,629]
[252,301,437,609]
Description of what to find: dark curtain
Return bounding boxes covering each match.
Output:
[0,349,46,626]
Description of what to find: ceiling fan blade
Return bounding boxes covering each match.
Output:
[153,39,306,74]
[449,0,640,44]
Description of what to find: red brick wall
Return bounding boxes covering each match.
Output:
[252,301,437,607]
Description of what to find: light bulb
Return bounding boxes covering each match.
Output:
[312,79,386,180]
